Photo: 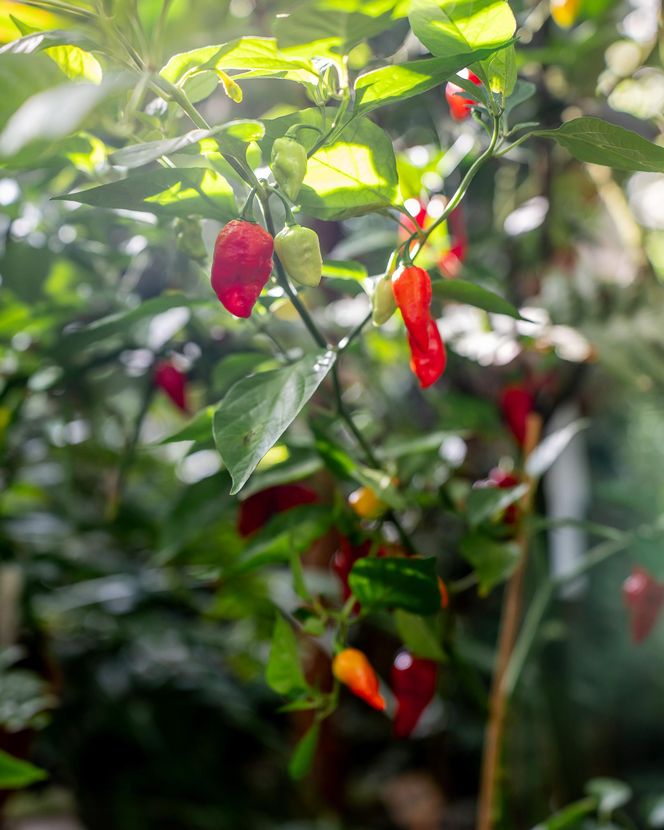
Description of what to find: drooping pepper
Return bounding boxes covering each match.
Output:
[392,265,432,351]
[154,360,189,413]
[332,648,386,711]
[237,483,318,537]
[211,219,274,318]
[500,384,535,447]
[391,651,437,738]
[445,68,482,121]
[407,317,447,388]
[550,0,580,28]
[271,136,308,201]
[372,275,397,326]
[622,567,664,644]
[274,224,323,287]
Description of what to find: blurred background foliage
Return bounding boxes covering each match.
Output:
[0,0,664,828]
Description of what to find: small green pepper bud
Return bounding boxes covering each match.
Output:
[372,276,397,326]
[274,224,322,288]
[271,137,307,201]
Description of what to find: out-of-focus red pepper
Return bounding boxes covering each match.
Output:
[237,484,318,537]
[622,566,664,644]
[445,69,482,120]
[332,537,372,601]
[391,650,437,738]
[500,384,535,447]
[438,207,467,278]
[154,360,189,413]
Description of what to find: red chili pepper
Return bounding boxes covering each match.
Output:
[622,567,664,644]
[500,384,535,447]
[407,317,447,388]
[332,537,372,601]
[211,219,274,318]
[438,207,467,277]
[391,650,437,738]
[392,265,433,352]
[332,648,386,711]
[398,200,428,243]
[445,69,482,121]
[154,360,189,413]
[237,484,318,537]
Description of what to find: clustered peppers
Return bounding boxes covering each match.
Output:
[622,566,664,644]
[271,136,308,201]
[391,651,437,738]
[154,360,189,413]
[211,219,274,318]
[332,648,386,711]
[445,68,482,121]
[274,224,323,287]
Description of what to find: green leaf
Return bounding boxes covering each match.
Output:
[0,28,97,56]
[288,721,320,780]
[110,120,265,169]
[505,79,536,113]
[459,531,520,595]
[585,779,632,817]
[349,556,441,614]
[394,609,446,661]
[377,430,468,460]
[240,455,323,498]
[466,483,528,527]
[213,350,336,494]
[537,117,664,173]
[432,278,525,319]
[0,748,47,789]
[158,406,217,445]
[161,37,318,86]
[0,75,123,158]
[266,615,307,696]
[44,44,102,83]
[232,504,334,574]
[483,43,516,95]
[525,419,589,479]
[321,259,368,280]
[532,797,598,830]
[354,49,504,116]
[262,110,399,220]
[55,168,238,221]
[410,0,516,58]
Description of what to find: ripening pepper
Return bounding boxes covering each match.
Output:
[550,0,580,27]
[391,651,437,738]
[237,483,318,537]
[622,567,664,644]
[500,384,535,447]
[445,68,482,121]
[271,136,308,201]
[408,317,447,388]
[372,275,397,326]
[348,485,387,520]
[211,220,274,318]
[274,224,323,287]
[332,648,386,711]
[392,265,432,351]
[154,360,189,413]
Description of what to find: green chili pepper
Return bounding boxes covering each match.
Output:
[271,137,308,201]
[274,224,322,288]
[372,276,397,326]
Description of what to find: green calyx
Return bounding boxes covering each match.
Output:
[372,275,397,326]
[274,224,323,288]
[271,137,308,202]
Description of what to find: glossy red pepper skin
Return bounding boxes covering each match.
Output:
[408,318,447,388]
[500,385,535,447]
[154,361,189,413]
[445,69,482,121]
[237,484,318,537]
[211,220,274,318]
[392,265,433,351]
[622,567,664,644]
[391,650,437,738]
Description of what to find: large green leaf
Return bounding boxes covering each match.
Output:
[459,531,520,595]
[432,278,525,319]
[0,53,64,131]
[0,749,47,789]
[394,609,446,661]
[349,557,441,614]
[532,797,598,830]
[213,350,336,494]
[354,49,502,115]
[537,117,664,173]
[55,168,238,221]
[265,614,308,695]
[409,0,516,58]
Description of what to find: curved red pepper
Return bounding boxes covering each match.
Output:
[407,318,447,388]
[237,484,318,537]
[500,384,535,447]
[445,69,482,121]
[392,265,432,352]
[211,219,274,318]
[391,650,437,738]
[622,566,664,644]
[154,361,189,413]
